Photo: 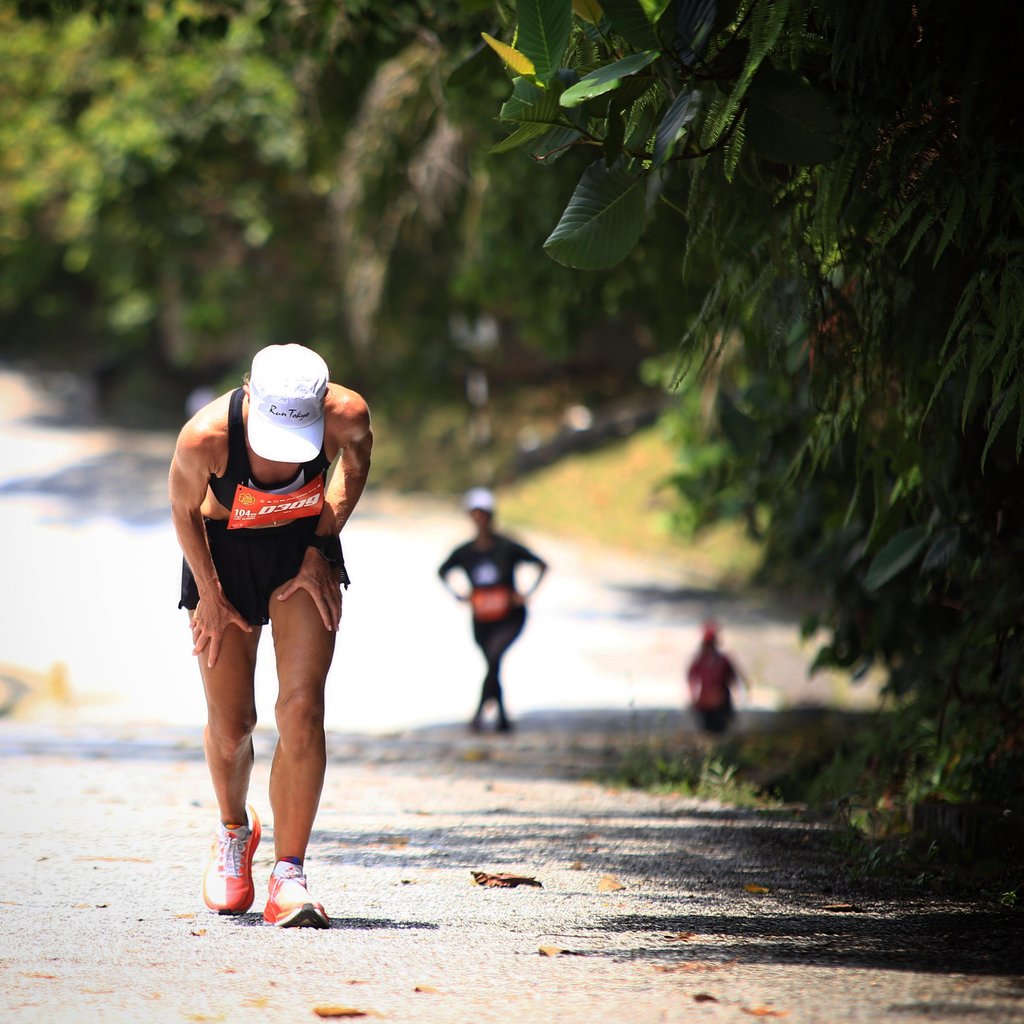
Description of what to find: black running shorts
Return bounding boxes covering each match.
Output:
[178,517,349,626]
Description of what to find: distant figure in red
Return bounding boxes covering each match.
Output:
[687,622,745,734]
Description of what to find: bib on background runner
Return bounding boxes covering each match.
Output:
[470,585,515,622]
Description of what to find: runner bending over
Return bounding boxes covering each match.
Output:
[169,343,372,928]
[439,488,547,732]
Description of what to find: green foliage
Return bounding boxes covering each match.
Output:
[610,742,768,807]
[466,0,1024,808]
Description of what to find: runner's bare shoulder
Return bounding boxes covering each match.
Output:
[323,384,371,450]
[175,391,233,478]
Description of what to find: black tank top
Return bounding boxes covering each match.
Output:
[208,388,330,511]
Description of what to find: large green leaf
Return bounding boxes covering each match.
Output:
[559,51,660,108]
[602,0,660,49]
[745,68,840,165]
[864,525,930,592]
[490,121,555,153]
[500,77,561,123]
[544,158,647,268]
[663,0,717,65]
[517,0,573,84]
[529,125,583,163]
[652,88,697,166]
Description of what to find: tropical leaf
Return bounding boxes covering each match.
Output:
[933,181,965,268]
[544,157,647,268]
[499,78,562,123]
[560,51,660,108]
[517,0,573,83]
[481,32,536,78]
[701,0,788,149]
[921,528,960,572]
[490,122,556,153]
[864,526,930,591]
[573,0,605,24]
[652,88,698,167]
[745,68,840,165]
[602,0,660,49]
[529,125,584,163]
[668,0,717,65]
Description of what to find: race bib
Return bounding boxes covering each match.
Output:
[471,585,515,622]
[227,476,324,529]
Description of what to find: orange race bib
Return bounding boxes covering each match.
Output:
[227,476,324,529]
[470,585,515,622]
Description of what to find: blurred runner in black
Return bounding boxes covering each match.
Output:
[439,488,547,732]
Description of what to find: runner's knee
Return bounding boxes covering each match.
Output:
[275,690,326,745]
[205,712,257,755]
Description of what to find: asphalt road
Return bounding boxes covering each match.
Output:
[1,366,1021,1023]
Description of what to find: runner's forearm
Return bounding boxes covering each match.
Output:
[315,430,372,537]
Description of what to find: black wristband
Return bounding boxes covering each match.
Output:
[308,533,343,567]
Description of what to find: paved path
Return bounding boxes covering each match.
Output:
[1,366,1020,1023]
[2,735,1022,1024]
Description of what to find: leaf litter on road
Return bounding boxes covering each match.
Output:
[471,871,543,888]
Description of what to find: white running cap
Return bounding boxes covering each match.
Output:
[247,344,329,463]
[463,486,495,513]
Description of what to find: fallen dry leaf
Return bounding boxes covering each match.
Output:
[174,913,196,920]
[821,903,864,913]
[693,993,719,1003]
[539,946,568,957]
[190,928,207,937]
[382,835,411,848]
[598,875,626,892]
[741,1007,789,1018]
[241,996,270,1008]
[471,871,542,888]
[744,884,771,894]
[665,932,696,942]
[312,1007,367,1019]
[414,985,439,994]
[460,748,490,762]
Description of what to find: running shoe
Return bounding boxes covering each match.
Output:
[263,862,330,928]
[201,806,261,914]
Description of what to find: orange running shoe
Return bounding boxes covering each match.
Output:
[201,806,261,914]
[263,862,329,928]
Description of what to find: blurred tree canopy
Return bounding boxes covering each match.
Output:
[0,0,680,427]
[471,0,1024,806]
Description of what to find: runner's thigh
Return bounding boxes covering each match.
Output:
[268,584,337,697]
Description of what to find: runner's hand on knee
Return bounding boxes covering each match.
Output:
[191,595,252,668]
[275,548,343,632]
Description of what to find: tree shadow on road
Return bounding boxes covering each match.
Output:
[0,449,172,526]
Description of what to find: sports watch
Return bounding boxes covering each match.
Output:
[308,533,343,568]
